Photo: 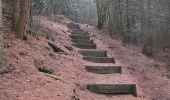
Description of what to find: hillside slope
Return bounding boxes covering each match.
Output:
[0,15,169,100]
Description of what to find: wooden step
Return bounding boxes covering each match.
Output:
[67,23,80,29]
[71,31,89,35]
[71,32,89,36]
[83,56,115,63]
[86,74,138,97]
[87,84,137,97]
[72,43,96,49]
[71,39,94,44]
[68,25,80,29]
[71,29,89,35]
[71,29,84,32]
[79,50,107,57]
[71,33,89,37]
[86,66,122,74]
[70,35,90,40]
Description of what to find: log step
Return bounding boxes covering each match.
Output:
[79,50,107,57]
[86,66,122,74]
[70,35,90,40]
[71,29,89,35]
[71,39,94,44]
[68,26,80,29]
[83,56,115,63]
[71,33,89,36]
[72,43,96,49]
[71,29,84,32]
[87,84,137,97]
[71,31,89,35]
[67,23,80,29]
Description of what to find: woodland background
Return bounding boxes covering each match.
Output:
[0,0,170,73]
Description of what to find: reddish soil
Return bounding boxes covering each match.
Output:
[81,24,170,100]
[0,15,169,100]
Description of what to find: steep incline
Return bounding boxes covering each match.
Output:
[68,23,145,100]
[1,15,169,100]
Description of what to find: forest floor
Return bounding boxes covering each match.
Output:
[0,15,170,100]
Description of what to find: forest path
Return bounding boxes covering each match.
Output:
[1,16,169,100]
[68,23,145,100]
[77,23,170,100]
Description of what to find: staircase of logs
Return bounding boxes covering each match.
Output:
[67,23,137,97]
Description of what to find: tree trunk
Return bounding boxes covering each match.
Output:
[0,0,2,39]
[16,0,29,39]
[96,1,102,29]
[0,0,6,74]
[122,0,131,46]
[0,0,2,34]
[139,0,145,44]
[142,0,153,57]
[12,0,20,31]
[126,0,130,34]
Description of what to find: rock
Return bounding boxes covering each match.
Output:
[37,67,53,74]
[19,51,28,56]
[23,35,27,41]
[71,96,80,100]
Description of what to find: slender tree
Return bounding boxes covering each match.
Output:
[139,0,145,44]
[16,0,29,39]
[0,0,6,74]
[12,0,20,31]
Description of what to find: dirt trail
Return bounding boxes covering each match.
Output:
[80,24,170,100]
[68,23,147,100]
[0,16,169,100]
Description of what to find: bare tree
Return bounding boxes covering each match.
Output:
[94,0,170,56]
[16,0,29,39]
[0,0,6,74]
[12,0,20,31]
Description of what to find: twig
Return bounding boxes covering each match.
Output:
[45,73,61,80]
